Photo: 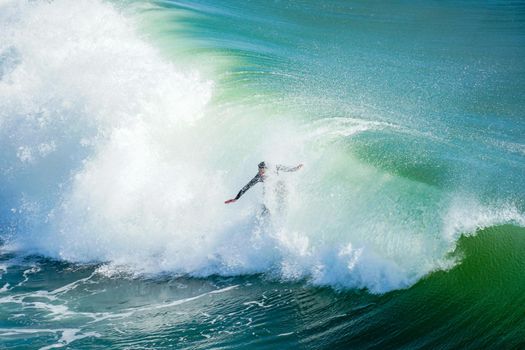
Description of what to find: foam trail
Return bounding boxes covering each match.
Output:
[0,328,100,350]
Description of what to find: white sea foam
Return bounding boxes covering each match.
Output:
[0,0,523,294]
[0,283,10,292]
[443,196,525,242]
[15,265,40,287]
[0,328,100,350]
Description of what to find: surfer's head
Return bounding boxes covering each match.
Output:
[258,161,267,175]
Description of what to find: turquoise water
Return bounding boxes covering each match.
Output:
[1,0,524,348]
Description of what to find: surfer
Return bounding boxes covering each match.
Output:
[224,161,303,204]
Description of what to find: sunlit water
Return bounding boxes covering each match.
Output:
[1,0,524,348]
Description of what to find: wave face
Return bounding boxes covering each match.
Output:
[1,0,525,349]
[1,0,525,297]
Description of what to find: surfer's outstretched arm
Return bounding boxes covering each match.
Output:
[276,164,303,172]
[225,175,261,204]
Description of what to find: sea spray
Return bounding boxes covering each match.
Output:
[0,0,524,295]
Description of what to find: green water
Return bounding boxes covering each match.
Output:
[1,225,525,349]
[1,0,524,348]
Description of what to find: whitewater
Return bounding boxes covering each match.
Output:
[1,0,524,293]
[1,0,525,348]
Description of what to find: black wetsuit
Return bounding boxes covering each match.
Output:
[234,164,301,201]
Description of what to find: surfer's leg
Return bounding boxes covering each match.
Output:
[261,204,270,216]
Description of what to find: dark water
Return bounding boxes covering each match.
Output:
[1,225,525,349]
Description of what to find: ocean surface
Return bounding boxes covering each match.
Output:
[1,0,524,348]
